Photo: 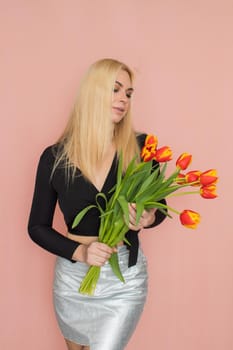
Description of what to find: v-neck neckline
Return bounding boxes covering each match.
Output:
[89,153,117,193]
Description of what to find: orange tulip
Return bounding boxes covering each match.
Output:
[155,146,172,162]
[145,134,158,148]
[176,153,192,170]
[185,170,201,186]
[180,209,201,229]
[141,135,158,161]
[200,185,217,199]
[141,146,156,162]
[200,169,218,186]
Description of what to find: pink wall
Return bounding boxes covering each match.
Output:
[1,1,232,349]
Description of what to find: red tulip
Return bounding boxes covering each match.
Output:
[176,173,186,184]
[185,170,201,186]
[180,209,201,229]
[155,146,172,162]
[200,169,218,186]
[200,185,217,199]
[176,153,192,170]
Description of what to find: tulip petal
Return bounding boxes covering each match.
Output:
[200,185,217,199]
[185,170,201,186]
[180,209,200,229]
[155,146,173,162]
[200,169,218,186]
[145,134,158,147]
[176,153,192,170]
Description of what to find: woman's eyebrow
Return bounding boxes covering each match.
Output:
[115,80,134,91]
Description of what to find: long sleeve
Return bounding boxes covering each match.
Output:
[144,198,167,228]
[28,147,80,261]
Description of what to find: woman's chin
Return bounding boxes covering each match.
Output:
[111,114,125,124]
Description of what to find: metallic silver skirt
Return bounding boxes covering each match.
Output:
[53,245,148,350]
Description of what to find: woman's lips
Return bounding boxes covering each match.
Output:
[112,107,125,114]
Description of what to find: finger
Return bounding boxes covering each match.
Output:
[129,202,136,209]
[91,250,112,261]
[98,245,115,256]
[141,209,156,227]
[87,256,106,266]
[128,203,137,218]
[127,221,143,231]
[128,211,137,224]
[91,242,114,254]
[87,249,111,264]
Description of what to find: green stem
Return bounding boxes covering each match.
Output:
[161,205,180,215]
[167,190,200,198]
[147,201,180,215]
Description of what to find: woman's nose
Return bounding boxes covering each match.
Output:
[118,91,128,103]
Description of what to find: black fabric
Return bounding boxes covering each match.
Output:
[28,133,167,267]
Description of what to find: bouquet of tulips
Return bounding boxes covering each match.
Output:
[72,135,218,295]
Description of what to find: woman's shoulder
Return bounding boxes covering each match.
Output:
[135,131,148,148]
[39,143,61,166]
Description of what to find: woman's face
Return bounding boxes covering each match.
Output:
[111,69,134,123]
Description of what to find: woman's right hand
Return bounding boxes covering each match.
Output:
[72,242,117,266]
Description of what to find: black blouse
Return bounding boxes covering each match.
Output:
[28,133,166,267]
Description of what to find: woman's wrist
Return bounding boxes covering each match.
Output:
[72,244,87,262]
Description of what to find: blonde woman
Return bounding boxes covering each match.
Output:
[28,58,166,350]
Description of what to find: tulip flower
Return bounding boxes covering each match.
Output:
[200,185,217,199]
[200,169,218,186]
[185,170,201,186]
[155,146,172,162]
[145,134,158,148]
[176,173,186,184]
[180,209,201,229]
[176,153,192,170]
[141,146,157,162]
[141,135,158,161]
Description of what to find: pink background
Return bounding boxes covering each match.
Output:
[1,1,232,349]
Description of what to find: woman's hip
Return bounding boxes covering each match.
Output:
[53,245,148,300]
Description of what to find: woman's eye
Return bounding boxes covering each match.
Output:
[126,93,132,99]
[113,88,119,93]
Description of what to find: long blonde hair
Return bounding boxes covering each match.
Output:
[53,58,140,182]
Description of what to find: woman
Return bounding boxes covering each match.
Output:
[28,58,166,350]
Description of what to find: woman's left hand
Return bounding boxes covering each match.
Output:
[127,203,156,231]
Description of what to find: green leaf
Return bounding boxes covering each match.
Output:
[72,204,97,229]
[123,236,131,246]
[145,200,177,217]
[144,199,171,218]
[108,223,129,246]
[116,151,123,192]
[135,201,145,225]
[95,192,108,217]
[109,253,125,283]
[122,154,138,179]
[102,217,125,245]
[152,185,184,202]
[134,169,161,202]
[117,195,129,225]
[125,170,151,200]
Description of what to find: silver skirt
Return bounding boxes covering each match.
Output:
[53,245,148,350]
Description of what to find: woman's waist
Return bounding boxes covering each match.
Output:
[67,232,124,246]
